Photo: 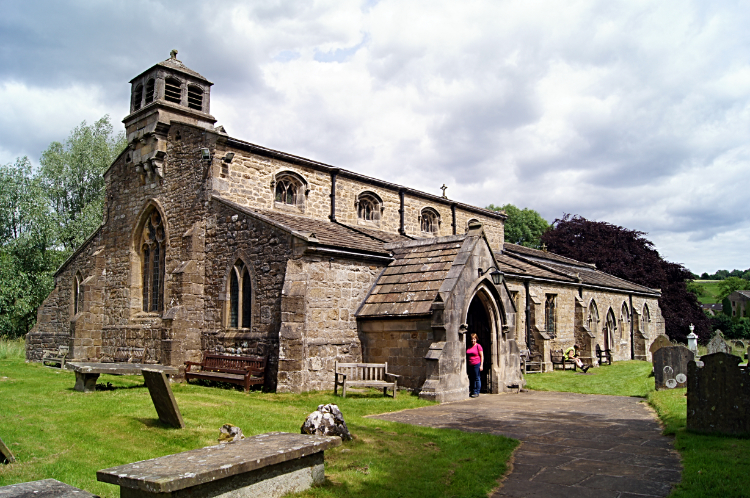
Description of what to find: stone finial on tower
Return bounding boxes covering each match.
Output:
[170,49,178,59]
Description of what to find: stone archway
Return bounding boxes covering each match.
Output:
[466,295,493,393]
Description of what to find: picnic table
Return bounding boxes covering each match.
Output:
[67,362,178,392]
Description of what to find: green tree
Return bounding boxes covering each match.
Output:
[487,203,549,249]
[686,281,705,297]
[717,276,749,301]
[39,115,126,251]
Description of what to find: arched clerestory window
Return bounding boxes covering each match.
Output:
[273,171,306,210]
[141,210,166,313]
[356,191,382,224]
[420,207,440,234]
[228,261,252,328]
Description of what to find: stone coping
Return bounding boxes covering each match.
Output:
[96,432,341,494]
[67,363,178,376]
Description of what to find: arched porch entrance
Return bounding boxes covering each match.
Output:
[465,290,499,394]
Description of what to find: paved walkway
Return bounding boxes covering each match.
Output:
[374,391,681,497]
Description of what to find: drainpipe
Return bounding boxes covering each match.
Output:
[524,279,531,349]
[398,189,405,235]
[629,294,634,359]
[451,203,457,235]
[329,169,338,222]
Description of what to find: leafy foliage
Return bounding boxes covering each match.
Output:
[487,203,549,248]
[0,116,125,338]
[540,214,711,344]
[716,276,750,301]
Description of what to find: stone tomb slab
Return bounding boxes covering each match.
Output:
[97,432,341,498]
[142,368,184,429]
[653,346,694,390]
[649,335,672,355]
[0,479,97,497]
[67,363,178,392]
[0,436,15,464]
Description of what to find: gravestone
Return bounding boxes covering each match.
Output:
[301,404,352,441]
[653,345,694,390]
[142,368,184,429]
[706,331,732,355]
[0,479,97,497]
[687,352,750,435]
[0,437,14,464]
[649,334,672,355]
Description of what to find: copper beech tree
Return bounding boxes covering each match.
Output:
[540,215,711,344]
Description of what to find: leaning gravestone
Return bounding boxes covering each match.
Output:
[649,334,672,355]
[653,345,694,390]
[142,368,184,429]
[0,437,14,464]
[707,331,732,355]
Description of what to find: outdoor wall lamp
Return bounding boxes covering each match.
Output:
[200,148,211,160]
[478,267,503,285]
[223,152,235,163]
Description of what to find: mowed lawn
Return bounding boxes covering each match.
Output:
[0,340,517,498]
[527,360,750,498]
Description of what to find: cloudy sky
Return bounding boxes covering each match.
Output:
[1,0,748,274]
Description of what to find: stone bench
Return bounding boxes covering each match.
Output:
[67,362,178,392]
[97,432,341,498]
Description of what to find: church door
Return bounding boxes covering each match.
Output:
[467,296,493,393]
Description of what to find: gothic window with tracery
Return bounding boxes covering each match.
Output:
[141,210,165,313]
[621,302,630,340]
[228,261,252,328]
[545,294,556,338]
[587,301,599,332]
[605,308,617,350]
[642,304,650,335]
[357,192,381,223]
[421,208,439,234]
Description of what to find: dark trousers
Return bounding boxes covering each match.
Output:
[469,363,481,395]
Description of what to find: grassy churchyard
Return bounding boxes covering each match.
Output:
[3,338,749,498]
[527,361,750,498]
[0,338,516,498]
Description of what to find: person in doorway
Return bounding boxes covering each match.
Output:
[564,345,590,373]
[467,333,484,397]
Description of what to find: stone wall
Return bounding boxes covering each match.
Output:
[359,318,434,390]
[277,257,384,393]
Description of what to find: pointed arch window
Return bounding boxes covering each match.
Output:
[545,294,557,338]
[74,272,84,315]
[642,304,650,335]
[587,301,599,332]
[228,261,252,329]
[420,208,440,235]
[605,309,617,351]
[141,210,165,313]
[621,302,630,340]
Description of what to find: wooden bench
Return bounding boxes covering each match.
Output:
[41,346,68,369]
[551,349,577,371]
[596,344,612,365]
[97,432,341,498]
[185,353,266,392]
[520,349,543,373]
[334,362,399,398]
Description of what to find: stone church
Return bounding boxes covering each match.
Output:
[26,53,665,402]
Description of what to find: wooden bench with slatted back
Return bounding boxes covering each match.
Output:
[185,353,266,392]
[334,362,399,398]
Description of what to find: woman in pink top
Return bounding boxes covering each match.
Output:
[467,333,484,398]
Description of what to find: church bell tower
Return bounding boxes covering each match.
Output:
[123,50,216,181]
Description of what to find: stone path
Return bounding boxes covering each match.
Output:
[373,391,681,498]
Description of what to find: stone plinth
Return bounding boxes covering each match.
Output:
[97,432,341,498]
[68,363,178,392]
[142,368,184,428]
[0,479,97,497]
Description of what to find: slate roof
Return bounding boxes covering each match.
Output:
[213,196,411,256]
[131,56,212,84]
[498,243,660,296]
[357,235,466,317]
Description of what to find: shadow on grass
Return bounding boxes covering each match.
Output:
[133,417,184,430]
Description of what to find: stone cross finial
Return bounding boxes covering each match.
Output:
[170,49,178,59]
[440,184,448,198]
